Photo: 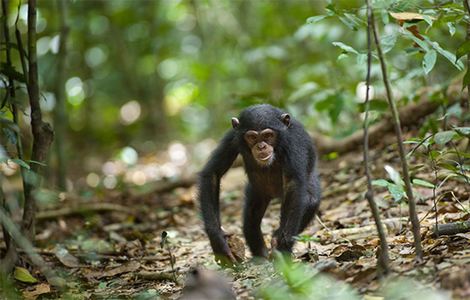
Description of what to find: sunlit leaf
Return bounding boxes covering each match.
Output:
[447,22,456,36]
[307,15,326,24]
[454,127,470,137]
[372,179,390,187]
[434,131,456,145]
[384,165,404,185]
[422,50,437,74]
[14,267,38,283]
[390,12,427,21]
[332,42,359,55]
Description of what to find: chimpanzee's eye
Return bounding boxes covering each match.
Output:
[261,129,275,141]
[245,131,258,144]
[263,132,273,139]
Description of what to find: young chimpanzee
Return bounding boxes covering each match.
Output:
[198,104,321,265]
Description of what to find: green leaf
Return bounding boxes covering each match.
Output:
[337,53,349,60]
[307,15,326,24]
[14,267,38,283]
[402,30,464,70]
[358,99,388,112]
[447,22,456,36]
[356,53,367,65]
[422,50,437,74]
[456,40,470,61]
[12,158,30,169]
[434,131,457,145]
[463,69,470,89]
[454,127,470,137]
[339,15,359,31]
[422,15,434,26]
[412,178,435,188]
[388,184,405,202]
[28,160,47,167]
[0,63,26,83]
[425,37,464,70]
[332,42,358,55]
[381,33,397,54]
[372,179,390,187]
[288,82,317,102]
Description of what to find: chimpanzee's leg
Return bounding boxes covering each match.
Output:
[243,184,270,258]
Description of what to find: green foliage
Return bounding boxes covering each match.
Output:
[257,256,449,300]
[406,125,470,191]
[258,254,360,300]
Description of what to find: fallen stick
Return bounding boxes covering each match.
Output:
[431,220,470,238]
[318,217,407,241]
[37,202,134,220]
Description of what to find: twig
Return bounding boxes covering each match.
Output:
[431,220,470,237]
[37,202,135,220]
[363,0,389,275]
[369,4,423,262]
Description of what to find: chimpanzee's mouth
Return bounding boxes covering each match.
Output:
[258,153,273,161]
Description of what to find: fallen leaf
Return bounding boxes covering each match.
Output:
[98,261,141,278]
[227,234,245,262]
[54,246,80,267]
[22,283,51,300]
[14,267,38,283]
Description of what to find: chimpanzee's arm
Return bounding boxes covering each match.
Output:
[276,137,315,252]
[198,130,239,264]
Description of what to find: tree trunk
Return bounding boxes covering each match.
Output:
[22,0,54,242]
[53,0,69,191]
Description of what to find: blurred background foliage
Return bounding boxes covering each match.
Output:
[1,0,467,187]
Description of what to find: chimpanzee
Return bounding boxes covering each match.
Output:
[198,104,321,265]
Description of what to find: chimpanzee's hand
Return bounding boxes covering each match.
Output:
[209,230,241,267]
[270,229,294,257]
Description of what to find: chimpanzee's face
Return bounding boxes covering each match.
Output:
[243,129,277,167]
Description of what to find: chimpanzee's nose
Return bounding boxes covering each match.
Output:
[257,143,266,150]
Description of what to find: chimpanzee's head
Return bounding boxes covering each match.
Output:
[231,104,290,167]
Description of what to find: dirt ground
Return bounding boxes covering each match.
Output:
[5,134,470,299]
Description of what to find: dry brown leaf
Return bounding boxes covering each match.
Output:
[99,261,141,278]
[22,283,51,300]
[389,12,430,21]
[227,234,245,262]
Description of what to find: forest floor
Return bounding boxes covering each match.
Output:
[5,131,470,300]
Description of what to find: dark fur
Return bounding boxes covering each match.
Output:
[199,104,321,263]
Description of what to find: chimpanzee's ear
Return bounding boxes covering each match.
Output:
[281,113,290,127]
[231,117,240,129]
